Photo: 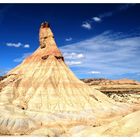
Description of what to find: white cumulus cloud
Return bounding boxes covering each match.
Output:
[6,42,22,48]
[6,42,30,48]
[24,44,30,48]
[92,17,101,22]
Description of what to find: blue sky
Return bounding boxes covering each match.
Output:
[0,4,140,81]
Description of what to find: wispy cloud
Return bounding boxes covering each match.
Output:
[60,30,140,77]
[13,52,32,62]
[65,37,72,41]
[81,22,92,30]
[88,71,101,74]
[99,12,113,19]
[6,42,30,48]
[63,52,84,66]
[63,52,84,59]
[99,4,135,20]
[118,4,135,11]
[82,4,135,29]
[66,61,82,66]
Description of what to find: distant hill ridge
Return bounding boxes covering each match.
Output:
[81,78,140,86]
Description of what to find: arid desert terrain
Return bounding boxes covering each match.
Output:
[0,22,140,136]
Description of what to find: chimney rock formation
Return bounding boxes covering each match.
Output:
[0,22,136,136]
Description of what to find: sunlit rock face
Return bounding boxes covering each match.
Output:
[0,22,139,136]
[82,78,140,104]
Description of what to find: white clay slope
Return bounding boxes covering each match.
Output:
[0,22,138,136]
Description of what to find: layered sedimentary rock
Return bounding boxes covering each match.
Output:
[66,109,140,136]
[82,78,140,85]
[0,22,139,136]
[82,78,140,104]
[0,22,115,113]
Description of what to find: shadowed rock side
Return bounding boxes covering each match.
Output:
[0,22,140,136]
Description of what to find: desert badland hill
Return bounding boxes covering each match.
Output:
[0,22,140,136]
[82,78,140,104]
